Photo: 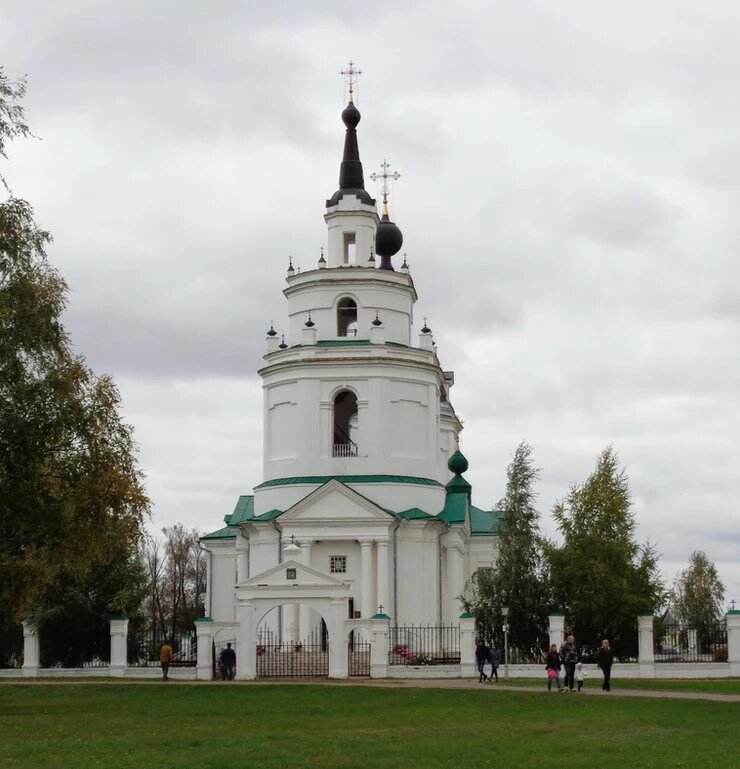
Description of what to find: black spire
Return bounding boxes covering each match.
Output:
[327,100,375,207]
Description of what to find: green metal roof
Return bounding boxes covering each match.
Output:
[226,495,255,525]
[252,508,284,521]
[310,340,410,349]
[395,507,434,520]
[255,475,443,489]
[200,525,237,541]
[436,493,469,525]
[469,506,503,536]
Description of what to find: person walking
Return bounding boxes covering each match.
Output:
[475,640,489,683]
[596,639,614,691]
[219,642,237,680]
[159,640,173,682]
[560,634,578,691]
[575,661,586,692]
[545,643,563,691]
[488,644,500,682]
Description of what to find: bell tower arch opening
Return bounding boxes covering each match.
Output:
[337,297,358,337]
[333,390,359,457]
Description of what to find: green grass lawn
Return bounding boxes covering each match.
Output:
[498,676,740,694]
[1,682,738,769]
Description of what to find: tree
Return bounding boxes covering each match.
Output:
[544,447,664,657]
[142,526,206,643]
[672,550,725,630]
[463,442,551,660]
[0,68,149,663]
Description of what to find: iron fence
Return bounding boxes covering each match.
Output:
[348,630,371,676]
[257,627,328,678]
[40,629,110,669]
[389,624,461,665]
[128,630,197,667]
[654,621,728,663]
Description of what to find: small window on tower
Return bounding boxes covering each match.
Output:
[343,232,356,265]
[330,555,347,574]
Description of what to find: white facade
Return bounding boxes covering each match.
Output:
[200,92,500,667]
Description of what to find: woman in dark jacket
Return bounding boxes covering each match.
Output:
[596,639,615,691]
[545,644,563,691]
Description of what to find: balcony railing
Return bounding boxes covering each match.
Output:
[333,443,359,457]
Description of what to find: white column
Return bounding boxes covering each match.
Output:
[637,612,655,678]
[299,541,314,640]
[360,540,373,619]
[459,613,476,677]
[286,604,299,645]
[236,532,249,583]
[370,615,390,678]
[376,540,390,616]
[726,611,740,677]
[109,616,129,677]
[548,613,566,650]
[22,621,39,677]
[328,597,348,678]
[195,618,215,680]
[444,544,464,624]
[236,600,256,680]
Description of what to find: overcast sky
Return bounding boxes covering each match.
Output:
[2,0,738,607]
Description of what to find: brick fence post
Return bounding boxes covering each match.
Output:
[109,615,129,677]
[22,620,39,677]
[726,610,740,677]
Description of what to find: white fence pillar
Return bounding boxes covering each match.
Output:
[195,617,215,680]
[548,613,566,650]
[329,598,348,679]
[637,612,655,677]
[727,610,740,677]
[21,621,39,677]
[460,613,476,677]
[369,613,390,678]
[109,615,129,677]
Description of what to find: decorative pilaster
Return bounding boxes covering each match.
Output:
[444,544,464,624]
[299,541,314,639]
[360,540,374,619]
[236,600,256,680]
[376,540,390,618]
[637,612,655,677]
[548,612,565,650]
[109,615,129,677]
[459,613,476,677]
[22,621,39,677]
[236,532,249,583]
[195,617,215,680]
[726,610,740,677]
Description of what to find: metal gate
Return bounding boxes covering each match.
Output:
[348,630,371,677]
[257,627,328,678]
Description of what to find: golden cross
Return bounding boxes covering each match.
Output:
[340,60,362,103]
[370,159,401,206]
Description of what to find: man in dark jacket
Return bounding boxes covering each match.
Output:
[559,634,578,691]
[475,641,489,683]
[219,642,237,680]
[596,639,615,691]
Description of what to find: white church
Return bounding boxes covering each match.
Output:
[199,68,500,678]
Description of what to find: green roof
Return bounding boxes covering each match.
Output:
[395,507,433,520]
[436,493,468,525]
[226,495,255,525]
[255,475,443,489]
[311,340,410,349]
[469,506,503,536]
[200,525,237,541]
[252,508,284,521]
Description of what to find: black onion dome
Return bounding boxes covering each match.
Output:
[375,214,403,270]
[342,101,361,129]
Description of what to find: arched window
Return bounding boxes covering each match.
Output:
[337,298,358,337]
[333,390,358,457]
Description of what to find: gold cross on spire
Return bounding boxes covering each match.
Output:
[340,60,362,104]
[370,159,401,213]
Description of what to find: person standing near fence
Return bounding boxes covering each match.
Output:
[160,640,173,682]
[545,644,563,692]
[475,640,489,683]
[219,642,237,681]
[488,643,500,682]
[560,634,578,691]
[596,639,614,691]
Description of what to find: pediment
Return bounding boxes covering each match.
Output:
[279,479,394,522]
[239,559,348,588]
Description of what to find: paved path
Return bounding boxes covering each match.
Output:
[3,676,739,701]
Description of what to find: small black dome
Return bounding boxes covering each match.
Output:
[342,102,361,129]
[375,214,403,263]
